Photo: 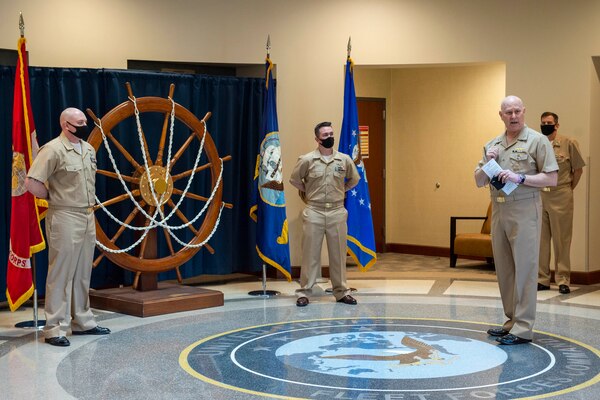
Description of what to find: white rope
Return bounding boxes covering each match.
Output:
[93,97,224,253]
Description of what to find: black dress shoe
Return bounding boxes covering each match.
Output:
[487,327,509,337]
[337,295,357,305]
[72,326,111,335]
[559,284,570,294]
[45,336,70,347]
[296,297,309,307]
[496,333,532,345]
[537,283,550,291]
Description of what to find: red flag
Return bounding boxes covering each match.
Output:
[6,36,46,312]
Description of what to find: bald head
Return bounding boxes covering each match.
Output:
[60,107,88,142]
[500,95,524,111]
[499,95,526,136]
[60,107,85,126]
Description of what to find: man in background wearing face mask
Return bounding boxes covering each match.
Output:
[538,112,586,295]
[289,121,360,307]
[25,107,110,346]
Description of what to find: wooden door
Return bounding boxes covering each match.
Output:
[357,98,386,252]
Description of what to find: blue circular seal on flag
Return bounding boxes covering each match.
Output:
[258,133,285,206]
[179,318,600,399]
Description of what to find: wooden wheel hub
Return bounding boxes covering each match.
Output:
[139,165,173,206]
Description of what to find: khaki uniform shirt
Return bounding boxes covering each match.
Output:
[28,132,97,208]
[479,126,558,197]
[289,149,360,205]
[550,134,586,186]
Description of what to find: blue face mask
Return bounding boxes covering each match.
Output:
[67,121,89,139]
[540,124,555,136]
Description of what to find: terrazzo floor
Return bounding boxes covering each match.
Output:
[1,254,599,399]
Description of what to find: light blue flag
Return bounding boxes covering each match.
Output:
[338,57,377,271]
[249,56,291,280]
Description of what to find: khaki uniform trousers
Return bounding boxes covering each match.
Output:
[297,205,350,301]
[491,193,542,341]
[539,186,574,286]
[43,208,97,338]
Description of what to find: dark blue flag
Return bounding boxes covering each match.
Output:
[249,57,291,280]
[338,57,377,271]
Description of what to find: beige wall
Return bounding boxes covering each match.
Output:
[1,0,598,273]
[355,64,505,246]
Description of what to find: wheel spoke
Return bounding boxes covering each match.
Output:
[92,203,144,268]
[133,272,141,290]
[167,131,196,172]
[171,187,208,202]
[136,124,154,168]
[204,242,215,254]
[109,201,145,244]
[160,206,176,256]
[103,129,144,172]
[171,188,233,209]
[171,162,212,182]
[97,169,140,184]
[171,155,233,183]
[125,83,154,169]
[95,189,141,209]
[138,206,156,258]
[154,84,176,167]
[92,253,105,268]
[165,200,215,254]
[167,198,198,235]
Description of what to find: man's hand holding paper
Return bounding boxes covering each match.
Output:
[481,159,518,195]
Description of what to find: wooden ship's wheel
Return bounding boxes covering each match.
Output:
[86,83,232,288]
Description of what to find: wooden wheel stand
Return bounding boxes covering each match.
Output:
[87,83,229,317]
[89,275,224,318]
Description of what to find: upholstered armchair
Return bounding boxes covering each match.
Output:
[449,202,493,267]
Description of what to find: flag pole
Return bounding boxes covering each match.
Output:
[247,34,280,298]
[347,36,352,57]
[329,37,364,294]
[14,12,45,330]
[248,263,280,298]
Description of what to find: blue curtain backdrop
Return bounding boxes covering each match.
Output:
[0,66,264,302]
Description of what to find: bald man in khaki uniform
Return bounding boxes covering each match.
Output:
[290,121,360,307]
[475,96,558,345]
[26,108,110,347]
[538,112,585,294]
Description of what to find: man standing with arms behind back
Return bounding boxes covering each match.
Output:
[474,96,558,345]
[537,112,585,294]
[25,107,110,347]
[289,121,360,307]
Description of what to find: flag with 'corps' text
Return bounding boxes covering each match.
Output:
[6,36,47,312]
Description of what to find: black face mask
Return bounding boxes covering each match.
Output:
[540,124,555,136]
[320,137,335,149]
[67,121,89,139]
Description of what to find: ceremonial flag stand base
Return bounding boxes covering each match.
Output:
[14,288,45,329]
[15,258,45,330]
[248,264,280,298]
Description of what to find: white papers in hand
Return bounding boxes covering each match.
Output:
[481,159,518,195]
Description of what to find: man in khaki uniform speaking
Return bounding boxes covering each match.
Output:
[537,112,586,295]
[474,96,558,345]
[289,121,360,307]
[25,107,110,347]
